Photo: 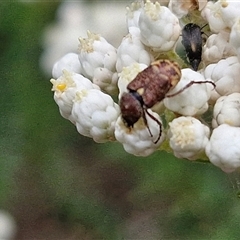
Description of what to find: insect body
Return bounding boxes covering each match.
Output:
[182,23,203,71]
[119,59,215,144]
[119,59,181,143]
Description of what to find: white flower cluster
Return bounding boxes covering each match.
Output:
[50,0,240,173]
[50,70,119,142]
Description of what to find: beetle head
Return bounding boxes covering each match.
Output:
[119,92,143,127]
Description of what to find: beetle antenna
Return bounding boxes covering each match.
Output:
[144,109,162,144]
[200,23,209,37]
[166,80,215,98]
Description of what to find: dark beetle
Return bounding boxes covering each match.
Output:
[182,23,203,71]
[119,59,182,143]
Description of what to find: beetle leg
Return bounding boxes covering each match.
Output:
[144,108,162,144]
[142,110,153,138]
[166,80,215,98]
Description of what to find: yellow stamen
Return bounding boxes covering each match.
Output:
[57,84,66,91]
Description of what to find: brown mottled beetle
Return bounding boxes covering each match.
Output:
[120,59,181,144]
[120,59,215,144]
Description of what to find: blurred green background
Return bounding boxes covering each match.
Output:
[1,1,240,239]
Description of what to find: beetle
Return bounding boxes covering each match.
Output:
[119,59,215,144]
[120,59,181,144]
[182,23,203,71]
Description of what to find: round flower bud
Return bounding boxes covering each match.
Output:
[71,89,120,143]
[229,18,240,48]
[163,68,214,116]
[168,116,210,160]
[116,31,154,73]
[169,0,207,19]
[138,0,181,52]
[212,93,240,128]
[204,56,240,98]
[78,31,118,94]
[78,31,116,78]
[93,67,119,96]
[168,0,188,18]
[220,1,240,28]
[202,31,235,66]
[52,53,81,79]
[201,1,227,32]
[115,110,165,156]
[229,18,240,61]
[202,1,240,32]
[50,70,99,123]
[205,124,240,173]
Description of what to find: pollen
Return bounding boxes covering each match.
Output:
[144,0,161,21]
[75,89,88,101]
[170,119,195,148]
[126,2,141,18]
[78,31,100,53]
[57,84,66,91]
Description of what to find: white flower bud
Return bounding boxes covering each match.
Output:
[220,1,240,28]
[202,1,240,32]
[115,110,165,156]
[117,62,148,100]
[204,56,240,98]
[205,124,240,173]
[168,116,210,160]
[163,68,214,116]
[168,0,207,19]
[205,86,221,104]
[168,0,188,18]
[201,1,227,33]
[202,31,235,66]
[50,70,99,123]
[52,53,81,79]
[93,68,119,96]
[78,31,116,78]
[212,93,240,128]
[71,89,120,143]
[229,18,240,61]
[78,31,118,94]
[126,1,142,30]
[116,32,154,73]
[138,0,181,52]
